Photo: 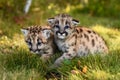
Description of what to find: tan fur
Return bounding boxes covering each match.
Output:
[48,14,108,67]
[22,26,56,61]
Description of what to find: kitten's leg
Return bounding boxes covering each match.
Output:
[53,47,77,67]
[41,49,53,61]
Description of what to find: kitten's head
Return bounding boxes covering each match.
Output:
[47,13,79,39]
[21,26,51,54]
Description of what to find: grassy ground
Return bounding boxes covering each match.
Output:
[0,12,120,80]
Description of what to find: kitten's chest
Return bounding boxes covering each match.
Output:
[55,40,68,52]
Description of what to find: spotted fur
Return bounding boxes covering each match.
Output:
[48,14,108,67]
[21,26,56,60]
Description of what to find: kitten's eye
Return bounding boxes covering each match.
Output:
[64,26,70,29]
[26,39,32,45]
[55,25,60,29]
[37,39,41,45]
[37,42,41,45]
[26,41,32,45]
[28,42,32,45]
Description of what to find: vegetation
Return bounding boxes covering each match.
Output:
[0,0,120,80]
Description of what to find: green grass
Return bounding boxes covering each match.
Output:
[0,11,120,80]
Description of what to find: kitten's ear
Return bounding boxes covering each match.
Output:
[47,18,55,25]
[21,29,29,36]
[43,29,52,39]
[72,19,80,26]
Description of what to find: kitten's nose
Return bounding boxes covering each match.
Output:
[56,31,65,35]
[29,48,37,52]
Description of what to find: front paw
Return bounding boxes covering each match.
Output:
[49,63,60,69]
[40,54,51,62]
[49,59,62,69]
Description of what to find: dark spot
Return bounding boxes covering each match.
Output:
[61,14,66,17]
[93,31,96,34]
[38,49,41,52]
[66,54,71,57]
[96,36,98,40]
[84,33,89,41]
[55,20,59,24]
[54,25,60,29]
[63,56,65,59]
[75,34,77,39]
[82,41,85,46]
[73,48,76,51]
[29,48,32,51]
[71,42,75,46]
[102,38,107,45]
[102,38,105,41]
[66,21,70,25]
[73,34,77,45]
[87,30,91,33]
[91,35,93,37]
[44,52,48,54]
[79,28,83,32]
[92,39,95,47]
[64,25,70,30]
[65,50,68,53]
[76,29,79,34]
[102,47,104,49]
[65,46,69,49]
[80,34,83,38]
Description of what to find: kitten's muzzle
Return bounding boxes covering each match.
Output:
[56,31,68,36]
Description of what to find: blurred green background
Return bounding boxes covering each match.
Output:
[0,0,120,37]
[0,0,120,18]
[0,0,120,80]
